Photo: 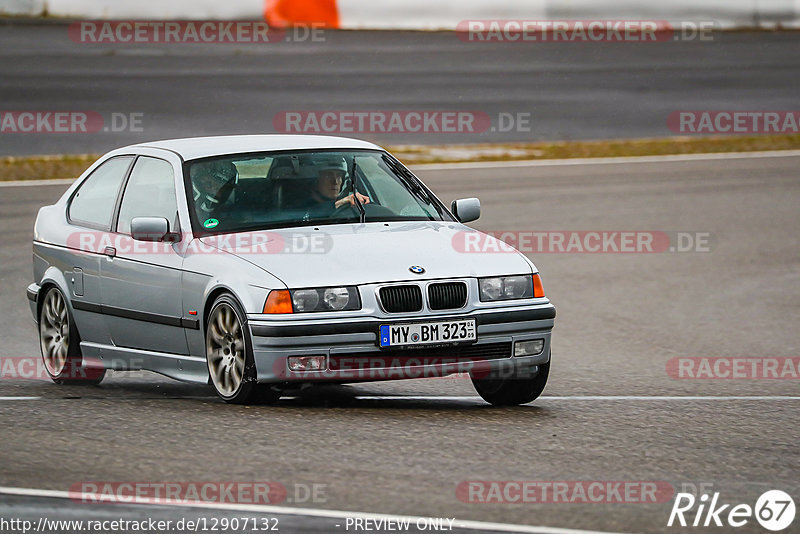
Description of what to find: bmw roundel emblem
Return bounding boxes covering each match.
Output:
[409,265,425,274]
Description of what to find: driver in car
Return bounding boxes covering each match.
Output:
[190,159,238,220]
[303,156,370,218]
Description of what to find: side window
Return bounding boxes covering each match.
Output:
[116,157,177,235]
[68,156,133,229]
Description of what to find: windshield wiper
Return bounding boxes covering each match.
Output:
[350,158,366,223]
[382,155,445,216]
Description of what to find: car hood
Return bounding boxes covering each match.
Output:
[199,222,534,288]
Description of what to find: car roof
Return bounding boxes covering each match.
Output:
[127,134,383,161]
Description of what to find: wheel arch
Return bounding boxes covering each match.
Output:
[202,286,247,333]
[36,267,72,323]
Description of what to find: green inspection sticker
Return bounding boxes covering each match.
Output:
[203,218,219,229]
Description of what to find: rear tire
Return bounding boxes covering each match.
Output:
[38,286,105,385]
[205,294,280,405]
[471,361,549,406]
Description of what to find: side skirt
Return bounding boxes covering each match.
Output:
[80,342,209,384]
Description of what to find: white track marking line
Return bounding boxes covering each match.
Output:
[0,178,75,187]
[542,396,800,401]
[1,395,798,402]
[351,396,800,401]
[411,149,800,171]
[3,148,800,188]
[0,486,629,534]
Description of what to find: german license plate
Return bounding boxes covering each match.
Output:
[379,319,476,348]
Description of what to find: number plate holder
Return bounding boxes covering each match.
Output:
[378,318,477,348]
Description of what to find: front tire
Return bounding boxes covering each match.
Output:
[38,286,105,385]
[471,361,550,406]
[205,294,280,404]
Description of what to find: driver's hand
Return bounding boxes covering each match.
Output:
[335,192,371,208]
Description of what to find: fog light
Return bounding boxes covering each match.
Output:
[514,339,544,357]
[288,355,327,372]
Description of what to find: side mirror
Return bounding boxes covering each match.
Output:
[451,198,481,223]
[130,217,173,242]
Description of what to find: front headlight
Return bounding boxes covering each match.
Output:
[291,289,320,312]
[479,275,534,301]
[323,287,351,310]
[290,286,360,312]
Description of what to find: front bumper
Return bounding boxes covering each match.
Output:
[247,303,555,383]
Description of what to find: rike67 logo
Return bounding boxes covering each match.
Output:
[668,490,795,531]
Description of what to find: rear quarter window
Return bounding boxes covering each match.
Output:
[68,156,133,229]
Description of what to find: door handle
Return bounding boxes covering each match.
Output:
[104,246,117,258]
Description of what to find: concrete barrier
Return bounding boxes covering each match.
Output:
[1,0,44,15]
[2,0,798,29]
[316,0,800,29]
[0,0,262,19]
[46,0,263,20]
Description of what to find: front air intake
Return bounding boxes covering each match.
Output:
[379,285,423,313]
[428,281,468,310]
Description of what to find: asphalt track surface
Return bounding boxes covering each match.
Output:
[1,153,799,533]
[0,23,799,155]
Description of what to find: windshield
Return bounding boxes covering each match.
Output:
[185,149,451,234]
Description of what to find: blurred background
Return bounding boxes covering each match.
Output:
[0,3,798,534]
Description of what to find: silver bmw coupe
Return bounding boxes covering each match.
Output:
[27,135,555,405]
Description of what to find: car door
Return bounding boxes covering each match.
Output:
[100,154,189,355]
[60,155,135,347]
